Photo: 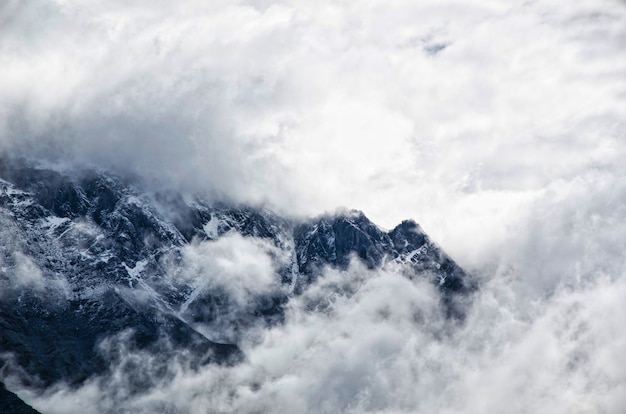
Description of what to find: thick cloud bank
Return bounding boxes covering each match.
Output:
[2,0,626,412]
[19,260,626,414]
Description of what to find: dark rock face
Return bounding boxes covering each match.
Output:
[0,382,40,414]
[0,160,473,396]
[295,212,469,298]
[295,211,392,275]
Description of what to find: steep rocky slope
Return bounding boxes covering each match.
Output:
[0,160,473,405]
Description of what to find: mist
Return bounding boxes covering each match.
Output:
[1,0,626,412]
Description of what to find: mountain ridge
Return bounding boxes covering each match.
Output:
[0,160,473,410]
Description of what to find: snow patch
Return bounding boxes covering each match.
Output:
[124,260,148,278]
[43,216,70,230]
[124,260,148,286]
[405,245,428,262]
[1,182,28,197]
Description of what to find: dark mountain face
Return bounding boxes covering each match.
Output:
[294,212,466,294]
[0,382,39,414]
[0,160,473,406]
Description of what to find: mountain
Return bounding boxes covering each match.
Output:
[0,160,473,408]
[0,382,39,414]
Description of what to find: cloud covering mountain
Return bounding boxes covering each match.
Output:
[1,0,626,412]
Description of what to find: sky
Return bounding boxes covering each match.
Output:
[1,0,626,412]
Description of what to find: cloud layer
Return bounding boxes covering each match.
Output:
[2,0,624,255]
[2,0,626,412]
[22,260,626,414]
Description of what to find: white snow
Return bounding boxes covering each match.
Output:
[124,260,148,286]
[1,183,28,197]
[43,216,70,230]
[124,260,148,278]
[405,245,427,262]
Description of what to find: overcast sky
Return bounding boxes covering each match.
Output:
[2,0,626,412]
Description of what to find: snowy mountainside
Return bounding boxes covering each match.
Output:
[0,161,473,401]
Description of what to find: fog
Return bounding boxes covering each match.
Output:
[1,0,626,412]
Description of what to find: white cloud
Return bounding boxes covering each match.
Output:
[0,250,70,298]
[165,233,288,342]
[23,262,626,414]
[1,251,45,290]
[0,210,70,297]
[173,234,284,305]
[2,0,623,253]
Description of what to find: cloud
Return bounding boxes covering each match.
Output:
[1,0,623,247]
[0,251,45,292]
[174,234,285,304]
[0,207,69,298]
[166,233,288,342]
[1,0,626,412]
[21,261,626,414]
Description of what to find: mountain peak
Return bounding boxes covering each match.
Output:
[0,163,472,396]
